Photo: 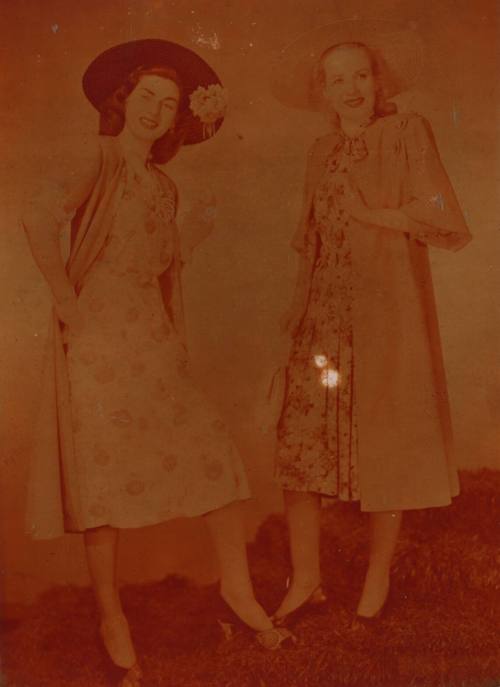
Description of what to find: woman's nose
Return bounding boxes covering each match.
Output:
[346,79,360,95]
[147,101,162,119]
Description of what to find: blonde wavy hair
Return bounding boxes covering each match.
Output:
[311,42,398,127]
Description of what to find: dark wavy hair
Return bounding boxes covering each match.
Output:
[98,65,192,164]
[312,42,397,127]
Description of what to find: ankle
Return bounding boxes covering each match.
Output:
[219,582,254,605]
[100,611,128,629]
[219,588,273,632]
[97,591,123,622]
[99,613,137,669]
[100,603,126,625]
[288,575,321,591]
[365,564,391,583]
[357,570,391,617]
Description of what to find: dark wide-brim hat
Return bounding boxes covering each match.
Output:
[82,39,226,144]
[271,19,423,110]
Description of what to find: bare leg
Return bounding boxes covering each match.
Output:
[273,490,322,619]
[84,526,137,669]
[356,510,402,618]
[205,502,273,632]
[84,526,121,618]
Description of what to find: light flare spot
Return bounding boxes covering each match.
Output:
[314,354,328,369]
[431,193,445,211]
[321,368,340,388]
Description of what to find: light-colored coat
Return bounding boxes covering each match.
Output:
[292,113,471,511]
[24,137,186,538]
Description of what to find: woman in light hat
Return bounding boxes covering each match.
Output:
[22,39,291,686]
[271,21,471,625]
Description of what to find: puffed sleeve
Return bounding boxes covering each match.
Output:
[399,115,472,251]
[21,135,102,233]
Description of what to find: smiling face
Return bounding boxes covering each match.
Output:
[124,74,180,143]
[321,44,376,124]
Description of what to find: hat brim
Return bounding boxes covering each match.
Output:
[271,19,423,110]
[82,39,224,145]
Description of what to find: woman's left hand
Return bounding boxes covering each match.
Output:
[179,190,217,263]
[185,190,217,243]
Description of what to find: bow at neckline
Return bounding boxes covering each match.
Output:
[333,130,369,162]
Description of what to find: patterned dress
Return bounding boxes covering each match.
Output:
[65,157,249,529]
[276,113,471,512]
[275,138,367,499]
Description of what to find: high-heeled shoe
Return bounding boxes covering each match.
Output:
[216,595,296,650]
[117,663,143,687]
[100,613,142,685]
[273,583,328,628]
[354,585,392,625]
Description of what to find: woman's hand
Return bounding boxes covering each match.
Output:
[179,190,217,264]
[332,173,413,233]
[54,292,84,338]
[183,190,217,252]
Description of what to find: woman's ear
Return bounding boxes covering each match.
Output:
[171,109,181,132]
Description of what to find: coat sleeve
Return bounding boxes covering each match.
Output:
[399,115,472,251]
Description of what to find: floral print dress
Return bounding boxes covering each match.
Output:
[276,139,364,499]
[65,157,249,529]
[276,113,471,511]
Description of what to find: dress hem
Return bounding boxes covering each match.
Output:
[77,493,252,532]
[27,494,252,539]
[274,479,460,511]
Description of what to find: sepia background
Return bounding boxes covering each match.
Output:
[0,0,498,611]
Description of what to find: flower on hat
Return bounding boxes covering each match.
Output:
[189,83,228,138]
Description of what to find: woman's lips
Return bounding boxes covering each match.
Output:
[344,97,365,108]
[139,116,158,129]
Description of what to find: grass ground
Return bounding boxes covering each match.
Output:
[2,470,499,687]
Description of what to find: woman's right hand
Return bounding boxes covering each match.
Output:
[54,292,85,338]
[279,303,305,338]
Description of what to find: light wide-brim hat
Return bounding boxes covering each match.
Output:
[82,39,227,144]
[271,19,423,110]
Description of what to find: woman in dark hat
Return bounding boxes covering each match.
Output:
[22,39,291,685]
[270,21,471,626]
